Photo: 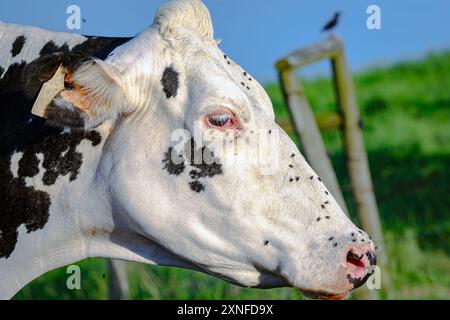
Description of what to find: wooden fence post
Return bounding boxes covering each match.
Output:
[278,69,349,213]
[108,259,129,300]
[331,43,391,295]
[276,35,390,299]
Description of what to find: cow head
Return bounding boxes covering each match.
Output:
[43,0,376,299]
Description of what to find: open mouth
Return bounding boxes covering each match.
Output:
[301,290,350,300]
[299,251,365,300]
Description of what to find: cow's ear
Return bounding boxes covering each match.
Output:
[45,58,127,130]
[23,52,89,99]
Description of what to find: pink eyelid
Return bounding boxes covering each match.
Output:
[204,110,240,130]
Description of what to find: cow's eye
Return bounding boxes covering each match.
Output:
[208,114,231,127]
[205,110,239,130]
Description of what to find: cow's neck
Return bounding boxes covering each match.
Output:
[0,124,114,299]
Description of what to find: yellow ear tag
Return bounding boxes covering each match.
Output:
[31,64,66,118]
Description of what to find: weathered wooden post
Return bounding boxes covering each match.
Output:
[108,259,130,300]
[276,35,389,299]
[330,39,390,294]
[276,40,348,213]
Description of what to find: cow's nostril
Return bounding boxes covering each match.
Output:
[344,249,375,289]
[345,250,367,281]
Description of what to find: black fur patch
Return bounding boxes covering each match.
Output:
[162,139,223,193]
[71,36,130,60]
[0,66,4,78]
[161,67,179,99]
[11,35,26,57]
[0,130,101,259]
[45,99,86,129]
[24,37,130,99]
[39,41,69,56]
[162,148,186,176]
[346,251,376,289]
[189,157,223,180]
[0,34,129,259]
[22,52,90,99]
[0,157,50,258]
[186,139,223,193]
[347,271,373,290]
[189,180,205,193]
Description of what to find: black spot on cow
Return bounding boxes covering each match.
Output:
[22,52,90,99]
[162,139,223,193]
[186,139,223,192]
[162,148,185,176]
[347,271,373,290]
[71,36,130,60]
[45,99,86,129]
[189,180,205,193]
[39,41,70,56]
[0,157,50,259]
[11,35,26,57]
[0,66,4,78]
[24,130,100,185]
[0,62,27,95]
[0,129,101,259]
[23,36,130,99]
[161,66,179,99]
[0,34,129,259]
[189,156,223,181]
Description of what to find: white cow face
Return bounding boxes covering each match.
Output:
[48,0,376,299]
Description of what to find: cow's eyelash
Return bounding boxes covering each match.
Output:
[209,114,231,127]
[204,111,239,130]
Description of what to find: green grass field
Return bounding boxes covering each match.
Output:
[14,51,450,300]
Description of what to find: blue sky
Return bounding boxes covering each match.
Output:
[1,0,450,83]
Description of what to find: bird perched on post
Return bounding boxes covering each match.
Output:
[322,12,341,32]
